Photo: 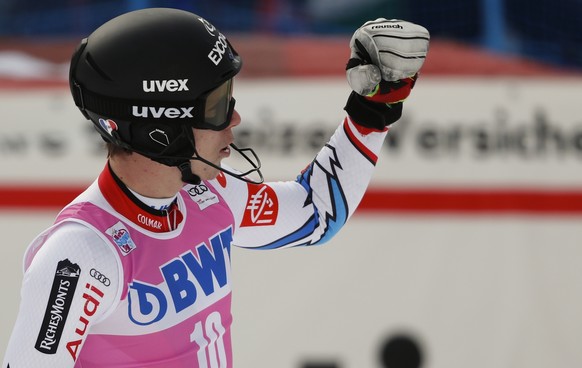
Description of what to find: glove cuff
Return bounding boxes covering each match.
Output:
[344,91,403,130]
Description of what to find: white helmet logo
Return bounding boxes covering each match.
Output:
[149,129,170,147]
[142,79,189,93]
[198,17,216,36]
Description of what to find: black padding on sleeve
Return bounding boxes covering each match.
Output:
[344,91,403,129]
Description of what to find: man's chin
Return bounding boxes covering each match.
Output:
[196,168,221,182]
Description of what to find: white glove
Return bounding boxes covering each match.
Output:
[347,18,430,96]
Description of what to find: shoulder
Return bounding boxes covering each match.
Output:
[26,222,119,272]
[24,220,124,309]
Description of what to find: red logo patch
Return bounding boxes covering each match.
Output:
[241,184,279,227]
[216,172,227,188]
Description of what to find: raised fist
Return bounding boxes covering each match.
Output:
[346,18,430,98]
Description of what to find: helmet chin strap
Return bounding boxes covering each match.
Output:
[175,143,264,186]
[177,161,201,185]
[103,124,263,186]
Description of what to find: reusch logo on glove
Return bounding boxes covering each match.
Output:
[371,24,403,30]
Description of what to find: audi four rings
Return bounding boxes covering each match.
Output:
[90,268,111,286]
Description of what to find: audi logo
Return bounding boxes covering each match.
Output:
[188,184,209,196]
[90,268,111,287]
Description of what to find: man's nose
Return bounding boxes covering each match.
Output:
[229,108,241,128]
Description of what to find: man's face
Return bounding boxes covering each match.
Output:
[190,108,241,181]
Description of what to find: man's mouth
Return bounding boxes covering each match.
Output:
[220,146,231,156]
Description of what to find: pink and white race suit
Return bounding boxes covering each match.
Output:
[2,118,387,367]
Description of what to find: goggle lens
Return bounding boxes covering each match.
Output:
[202,78,234,130]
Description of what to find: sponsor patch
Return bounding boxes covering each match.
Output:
[35,259,81,354]
[215,172,227,188]
[98,118,118,136]
[149,129,170,147]
[241,184,279,227]
[107,222,137,255]
[128,227,232,326]
[132,106,194,119]
[90,268,111,287]
[187,184,219,210]
[142,79,189,93]
[65,283,104,362]
[198,17,216,36]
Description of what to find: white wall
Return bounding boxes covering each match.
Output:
[231,214,582,368]
[2,77,582,186]
[2,77,582,367]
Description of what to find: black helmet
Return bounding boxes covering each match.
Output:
[69,7,262,184]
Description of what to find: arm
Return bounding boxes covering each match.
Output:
[2,222,121,367]
[210,18,429,249]
[210,116,387,249]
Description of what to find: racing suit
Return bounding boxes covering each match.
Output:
[2,117,386,367]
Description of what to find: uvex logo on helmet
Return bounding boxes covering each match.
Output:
[143,79,189,93]
[132,106,194,119]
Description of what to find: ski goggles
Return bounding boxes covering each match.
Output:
[192,78,235,131]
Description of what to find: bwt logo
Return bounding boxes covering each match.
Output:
[143,79,189,93]
[127,227,233,326]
